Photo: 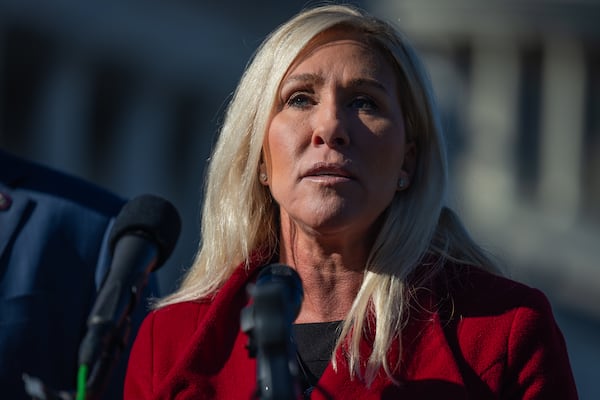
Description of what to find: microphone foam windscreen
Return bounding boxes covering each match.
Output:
[257,263,304,318]
[109,194,182,266]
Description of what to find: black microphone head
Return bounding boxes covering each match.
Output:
[109,194,181,268]
[257,263,304,319]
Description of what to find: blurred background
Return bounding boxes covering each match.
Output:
[0,0,598,397]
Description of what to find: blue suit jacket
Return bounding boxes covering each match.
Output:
[0,150,157,399]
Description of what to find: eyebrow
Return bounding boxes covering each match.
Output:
[281,73,390,96]
[347,78,390,95]
[281,73,325,88]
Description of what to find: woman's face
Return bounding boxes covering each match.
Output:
[262,29,415,240]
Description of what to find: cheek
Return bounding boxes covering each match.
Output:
[363,130,406,171]
[265,115,306,173]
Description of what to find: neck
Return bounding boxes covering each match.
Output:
[278,232,368,324]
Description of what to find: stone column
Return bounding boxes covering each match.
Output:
[458,38,520,227]
[30,54,91,176]
[107,83,174,197]
[538,37,585,226]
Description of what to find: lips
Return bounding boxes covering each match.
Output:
[303,162,355,179]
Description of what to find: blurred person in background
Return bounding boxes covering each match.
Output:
[0,149,155,399]
[125,4,577,399]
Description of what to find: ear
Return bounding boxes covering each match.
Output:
[397,141,416,192]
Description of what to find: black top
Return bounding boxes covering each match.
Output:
[292,320,343,393]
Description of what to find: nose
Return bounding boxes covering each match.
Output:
[311,100,350,147]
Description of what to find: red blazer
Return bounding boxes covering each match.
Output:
[125,259,577,399]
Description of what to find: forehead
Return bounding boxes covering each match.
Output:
[283,28,397,80]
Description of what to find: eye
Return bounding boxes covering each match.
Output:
[349,96,378,111]
[286,92,315,109]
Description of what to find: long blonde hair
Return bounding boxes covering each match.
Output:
[159,4,499,385]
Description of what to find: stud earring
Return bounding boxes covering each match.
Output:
[260,172,268,183]
[397,178,406,190]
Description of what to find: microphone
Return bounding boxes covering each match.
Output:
[253,263,304,318]
[77,194,181,398]
[241,263,304,400]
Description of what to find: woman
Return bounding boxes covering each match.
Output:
[125,4,577,399]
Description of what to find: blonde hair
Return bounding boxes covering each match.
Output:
[159,4,499,386]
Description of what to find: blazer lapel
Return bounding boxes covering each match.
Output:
[314,309,468,399]
[0,184,33,265]
[0,151,35,276]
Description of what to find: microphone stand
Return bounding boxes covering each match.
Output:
[241,265,303,400]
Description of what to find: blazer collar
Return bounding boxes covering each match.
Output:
[0,183,33,269]
[0,149,31,187]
